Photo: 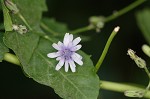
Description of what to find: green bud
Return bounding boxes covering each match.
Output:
[89,16,105,32]
[142,44,150,57]
[127,49,146,68]
[127,49,137,60]
[18,25,27,34]
[124,90,144,98]
[5,0,19,14]
[135,57,146,68]
[12,24,27,34]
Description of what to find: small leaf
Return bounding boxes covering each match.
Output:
[1,0,13,31]
[4,31,100,99]
[0,33,9,62]
[136,8,150,45]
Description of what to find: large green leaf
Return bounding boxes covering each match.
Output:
[0,33,9,62]
[136,8,150,45]
[4,31,99,99]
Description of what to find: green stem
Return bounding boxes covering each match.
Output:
[3,53,150,98]
[17,13,32,30]
[104,0,146,23]
[144,66,150,93]
[100,80,150,99]
[40,22,59,36]
[70,0,146,34]
[95,26,119,72]
[71,25,94,34]
[144,66,150,78]
[3,53,20,66]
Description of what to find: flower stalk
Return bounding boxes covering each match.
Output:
[95,26,120,72]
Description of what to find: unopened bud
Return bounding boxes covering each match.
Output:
[114,26,120,32]
[127,49,146,68]
[127,49,137,60]
[89,16,105,32]
[5,0,19,14]
[124,90,144,98]
[135,57,146,68]
[142,44,150,57]
[12,24,27,34]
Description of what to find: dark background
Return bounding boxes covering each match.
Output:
[0,0,150,99]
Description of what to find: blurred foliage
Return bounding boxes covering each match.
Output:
[136,8,150,45]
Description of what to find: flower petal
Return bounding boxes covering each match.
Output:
[65,61,69,72]
[69,34,73,42]
[52,43,60,50]
[56,56,61,61]
[55,59,65,71]
[71,45,82,51]
[72,54,83,65]
[63,33,70,46]
[47,52,60,58]
[74,53,82,59]
[73,37,81,46]
[58,41,63,49]
[69,60,76,72]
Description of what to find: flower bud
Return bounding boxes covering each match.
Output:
[5,0,19,14]
[12,24,27,34]
[124,90,144,98]
[135,57,146,68]
[89,16,105,32]
[127,49,137,60]
[127,49,146,68]
[142,44,150,57]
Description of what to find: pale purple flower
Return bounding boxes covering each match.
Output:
[47,33,83,72]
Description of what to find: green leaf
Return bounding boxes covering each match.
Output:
[41,18,69,35]
[0,33,9,62]
[4,31,99,99]
[12,0,47,28]
[136,8,150,45]
[1,0,13,31]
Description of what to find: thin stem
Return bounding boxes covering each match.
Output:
[70,0,146,34]
[95,26,120,72]
[104,0,146,23]
[71,25,94,34]
[3,53,150,98]
[40,22,59,36]
[3,53,20,66]
[100,80,150,98]
[17,13,32,30]
[144,66,150,78]
[144,66,150,93]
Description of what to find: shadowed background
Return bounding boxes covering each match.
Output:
[0,0,150,99]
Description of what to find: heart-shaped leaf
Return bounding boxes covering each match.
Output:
[4,31,99,99]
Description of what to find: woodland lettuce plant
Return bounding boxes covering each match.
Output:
[0,0,150,99]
